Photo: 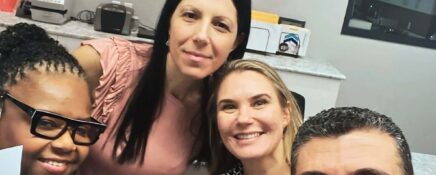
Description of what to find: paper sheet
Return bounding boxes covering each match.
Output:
[0,145,22,175]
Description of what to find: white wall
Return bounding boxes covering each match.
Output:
[252,0,436,155]
[71,0,436,155]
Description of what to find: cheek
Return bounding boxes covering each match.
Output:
[210,58,228,73]
[259,110,286,133]
[215,40,236,58]
[21,138,50,170]
[22,138,49,155]
[0,121,32,148]
[77,146,89,163]
[216,115,231,137]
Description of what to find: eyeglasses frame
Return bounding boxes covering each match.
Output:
[0,92,106,146]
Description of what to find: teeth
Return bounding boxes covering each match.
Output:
[236,132,261,139]
[44,160,66,167]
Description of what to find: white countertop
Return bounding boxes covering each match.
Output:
[412,152,436,175]
[0,12,153,43]
[244,52,346,80]
[0,11,345,80]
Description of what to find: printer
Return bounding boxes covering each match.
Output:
[94,3,134,35]
[30,0,73,24]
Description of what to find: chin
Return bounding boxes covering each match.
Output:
[182,70,210,80]
[230,148,268,161]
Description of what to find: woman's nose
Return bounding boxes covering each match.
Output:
[236,106,253,125]
[50,131,77,154]
[192,22,210,47]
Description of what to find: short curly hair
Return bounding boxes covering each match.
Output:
[291,107,413,175]
[0,23,84,90]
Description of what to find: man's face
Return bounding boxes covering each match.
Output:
[295,129,404,175]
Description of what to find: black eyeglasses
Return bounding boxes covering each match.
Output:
[1,93,106,146]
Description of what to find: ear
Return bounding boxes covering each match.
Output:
[0,104,2,119]
[232,32,246,50]
[0,92,5,119]
[282,101,291,128]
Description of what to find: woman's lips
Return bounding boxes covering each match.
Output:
[234,132,264,140]
[183,50,211,62]
[39,158,71,175]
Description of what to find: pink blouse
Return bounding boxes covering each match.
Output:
[78,37,197,175]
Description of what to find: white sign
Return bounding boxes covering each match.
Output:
[0,145,22,175]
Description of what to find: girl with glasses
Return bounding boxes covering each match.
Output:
[0,23,106,175]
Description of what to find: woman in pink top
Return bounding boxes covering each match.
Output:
[72,0,252,174]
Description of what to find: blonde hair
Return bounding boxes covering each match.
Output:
[208,59,303,174]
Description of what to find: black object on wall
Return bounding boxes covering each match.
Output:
[341,0,436,49]
[15,0,32,19]
[291,91,305,120]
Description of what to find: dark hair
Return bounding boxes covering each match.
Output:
[291,107,413,175]
[0,23,85,90]
[113,0,252,164]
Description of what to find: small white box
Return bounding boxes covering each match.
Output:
[277,24,311,57]
[246,20,281,54]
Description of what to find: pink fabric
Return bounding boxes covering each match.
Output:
[79,37,196,175]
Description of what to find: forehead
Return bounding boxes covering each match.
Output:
[296,129,403,175]
[176,0,237,17]
[5,70,91,120]
[218,70,277,98]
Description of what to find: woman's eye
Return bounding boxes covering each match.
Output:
[182,11,197,21]
[219,104,237,113]
[37,119,59,129]
[214,21,230,31]
[76,126,90,136]
[253,99,268,108]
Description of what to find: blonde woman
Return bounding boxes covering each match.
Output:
[208,59,303,175]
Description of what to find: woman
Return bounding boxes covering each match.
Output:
[208,60,303,175]
[72,0,251,174]
[0,23,106,175]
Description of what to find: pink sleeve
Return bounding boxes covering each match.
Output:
[81,37,153,124]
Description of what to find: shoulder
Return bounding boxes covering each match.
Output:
[72,44,102,97]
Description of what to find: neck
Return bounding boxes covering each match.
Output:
[243,159,290,175]
[242,142,290,175]
[165,53,203,104]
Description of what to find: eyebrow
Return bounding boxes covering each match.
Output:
[217,94,271,105]
[251,94,271,100]
[300,168,390,175]
[179,4,235,24]
[179,5,200,14]
[217,99,234,106]
[354,168,390,175]
[302,172,327,175]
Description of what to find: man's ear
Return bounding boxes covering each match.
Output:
[233,32,246,50]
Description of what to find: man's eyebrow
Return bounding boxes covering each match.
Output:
[300,168,390,175]
[301,171,327,175]
[354,168,390,175]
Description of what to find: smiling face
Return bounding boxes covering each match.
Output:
[167,0,239,80]
[216,70,290,162]
[295,129,404,175]
[0,70,91,175]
